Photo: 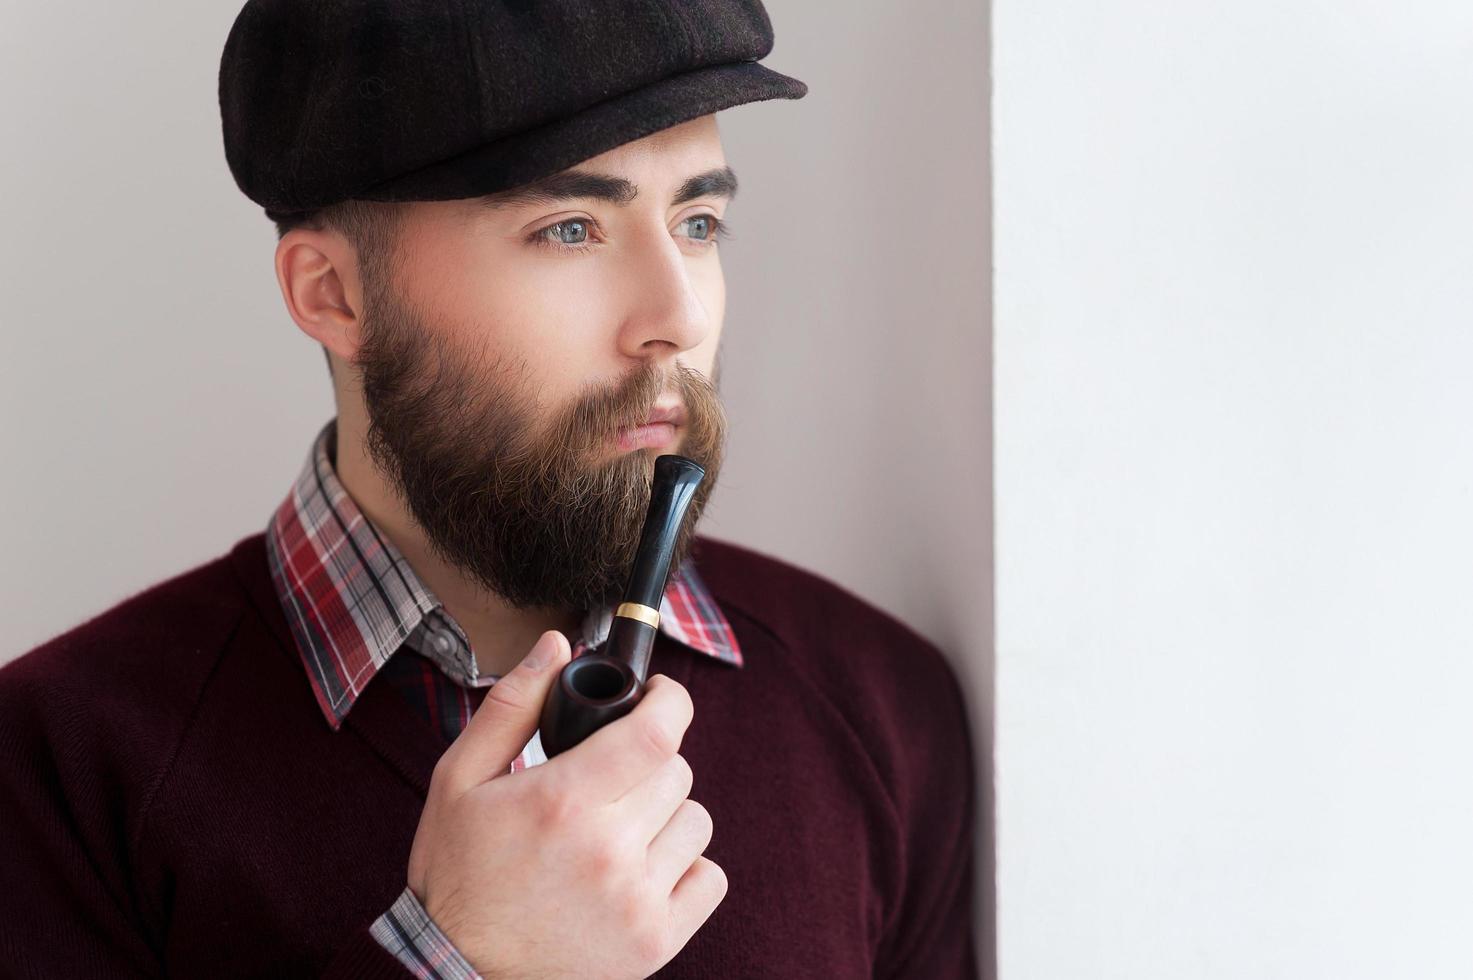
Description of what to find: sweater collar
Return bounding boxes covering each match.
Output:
[265,419,742,731]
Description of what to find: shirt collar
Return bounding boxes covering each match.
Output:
[265,419,743,730]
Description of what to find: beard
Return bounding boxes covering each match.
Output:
[353,279,727,613]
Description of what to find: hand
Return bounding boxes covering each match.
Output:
[405,629,728,980]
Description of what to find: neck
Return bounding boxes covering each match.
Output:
[331,406,585,679]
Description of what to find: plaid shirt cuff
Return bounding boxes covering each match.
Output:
[369,886,483,980]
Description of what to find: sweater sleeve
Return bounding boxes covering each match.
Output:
[873,649,982,980]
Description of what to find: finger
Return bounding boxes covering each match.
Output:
[435,629,572,796]
[615,752,694,845]
[646,798,714,897]
[665,855,728,952]
[548,673,693,805]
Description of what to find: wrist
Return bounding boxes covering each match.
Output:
[370,885,484,979]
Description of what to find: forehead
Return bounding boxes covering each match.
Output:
[578,113,724,172]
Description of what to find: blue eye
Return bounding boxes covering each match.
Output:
[529,218,596,252]
[685,215,714,240]
[529,213,730,253]
[681,214,729,245]
[547,219,590,245]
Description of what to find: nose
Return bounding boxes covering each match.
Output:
[614,228,712,363]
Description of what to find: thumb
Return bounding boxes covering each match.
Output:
[435,629,572,795]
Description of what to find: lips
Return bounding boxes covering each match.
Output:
[642,401,687,428]
[613,400,686,452]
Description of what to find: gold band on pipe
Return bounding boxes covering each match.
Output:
[615,602,660,630]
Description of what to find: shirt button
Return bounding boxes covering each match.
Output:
[429,628,457,656]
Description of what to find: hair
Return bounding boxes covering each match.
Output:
[273,199,407,380]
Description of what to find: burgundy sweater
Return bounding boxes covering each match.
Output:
[0,532,977,978]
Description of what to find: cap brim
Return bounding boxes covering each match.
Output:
[352,60,808,206]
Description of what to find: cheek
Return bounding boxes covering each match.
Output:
[454,262,619,392]
[396,217,618,416]
[684,263,725,380]
[496,250,629,342]
[682,325,722,381]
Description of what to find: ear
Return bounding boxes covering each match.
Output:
[274,228,364,364]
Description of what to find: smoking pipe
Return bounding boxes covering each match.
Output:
[538,453,706,758]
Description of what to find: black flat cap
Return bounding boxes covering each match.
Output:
[219,0,808,222]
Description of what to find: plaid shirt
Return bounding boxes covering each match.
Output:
[265,419,743,978]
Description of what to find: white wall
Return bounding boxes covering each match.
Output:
[994,3,1473,978]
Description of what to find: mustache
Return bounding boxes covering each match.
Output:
[554,360,705,456]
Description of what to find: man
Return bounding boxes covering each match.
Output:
[0,1,978,977]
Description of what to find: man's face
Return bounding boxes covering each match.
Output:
[355,114,732,612]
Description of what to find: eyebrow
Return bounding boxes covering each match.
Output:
[476,165,738,211]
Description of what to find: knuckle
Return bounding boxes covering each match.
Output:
[705,857,729,899]
[684,797,712,827]
[637,714,677,759]
[586,839,620,882]
[428,752,456,791]
[683,799,714,843]
[585,825,643,888]
[671,753,694,795]
[428,752,469,801]
[632,922,669,967]
[482,678,527,713]
[618,891,666,959]
[667,679,694,723]
[532,776,579,826]
[690,855,724,893]
[616,885,654,930]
